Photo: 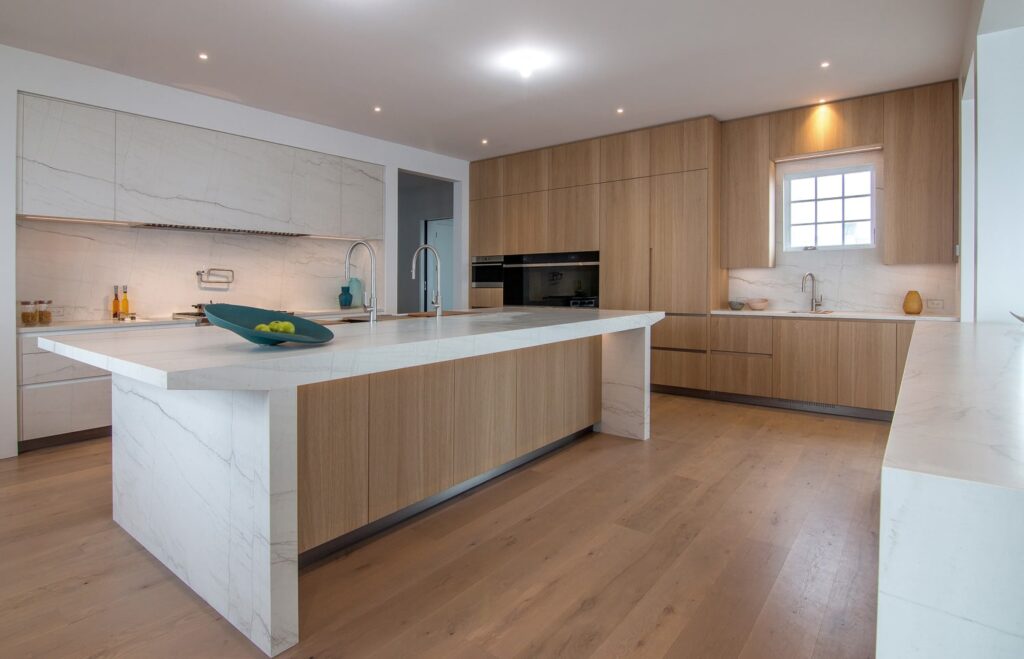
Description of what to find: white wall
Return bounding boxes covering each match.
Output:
[974,25,1024,323]
[0,44,469,459]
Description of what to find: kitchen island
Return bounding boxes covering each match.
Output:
[38,307,663,656]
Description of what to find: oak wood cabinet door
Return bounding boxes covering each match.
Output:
[470,158,503,200]
[652,315,708,351]
[769,95,883,160]
[453,353,517,483]
[599,178,650,310]
[516,342,569,455]
[469,288,503,309]
[651,349,707,390]
[650,117,711,175]
[502,149,551,195]
[651,170,708,313]
[469,197,504,256]
[600,129,651,182]
[567,337,602,432]
[721,115,774,268]
[547,183,599,252]
[710,316,773,354]
[837,321,897,411]
[550,139,601,189]
[883,81,956,264]
[772,318,838,405]
[368,362,454,521]
[297,376,369,552]
[502,191,548,255]
[710,352,773,397]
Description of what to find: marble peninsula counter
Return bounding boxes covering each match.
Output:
[877,321,1024,658]
[39,307,664,656]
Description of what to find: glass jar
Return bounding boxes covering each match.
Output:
[36,300,53,326]
[20,300,38,327]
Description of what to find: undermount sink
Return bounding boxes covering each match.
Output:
[788,310,833,314]
[404,310,478,318]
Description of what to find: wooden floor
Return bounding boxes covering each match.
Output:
[0,394,887,658]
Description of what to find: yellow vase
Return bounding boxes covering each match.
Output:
[903,290,923,315]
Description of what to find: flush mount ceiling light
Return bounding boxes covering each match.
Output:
[373,106,381,112]
[616,107,625,114]
[481,138,489,145]
[198,52,209,61]
[820,61,830,68]
[498,48,554,79]
[819,98,827,104]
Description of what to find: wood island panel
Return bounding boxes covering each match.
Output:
[453,352,518,482]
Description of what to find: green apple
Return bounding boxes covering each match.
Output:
[277,321,296,334]
[254,323,271,332]
[268,320,284,332]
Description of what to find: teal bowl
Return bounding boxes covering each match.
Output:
[204,304,334,346]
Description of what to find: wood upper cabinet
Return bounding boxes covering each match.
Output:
[502,149,551,195]
[368,362,454,521]
[772,318,838,405]
[454,353,517,482]
[600,129,651,182]
[600,178,650,310]
[550,139,601,188]
[502,191,548,255]
[769,95,883,160]
[837,321,897,411]
[297,376,369,552]
[470,158,503,200]
[651,117,712,175]
[651,170,708,313]
[548,183,599,252]
[721,115,774,269]
[883,81,956,264]
[469,197,503,256]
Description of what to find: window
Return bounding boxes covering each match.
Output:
[783,166,874,251]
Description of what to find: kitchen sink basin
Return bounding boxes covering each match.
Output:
[787,310,833,314]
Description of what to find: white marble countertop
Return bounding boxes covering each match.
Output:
[17,308,372,334]
[39,307,664,391]
[710,309,958,322]
[884,321,1024,490]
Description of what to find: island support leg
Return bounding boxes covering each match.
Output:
[109,376,298,656]
[597,326,651,440]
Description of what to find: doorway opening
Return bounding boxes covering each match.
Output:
[397,171,454,314]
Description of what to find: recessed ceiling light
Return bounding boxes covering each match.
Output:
[198,52,209,61]
[616,108,625,114]
[819,98,827,104]
[820,61,830,68]
[498,48,554,79]
[373,106,382,112]
[481,138,489,145]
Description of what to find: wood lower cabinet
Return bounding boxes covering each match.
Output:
[652,349,707,390]
[368,362,455,521]
[772,318,838,405]
[652,315,707,351]
[297,376,369,552]
[469,197,503,256]
[453,353,517,482]
[721,115,774,269]
[651,170,708,313]
[515,338,601,455]
[469,288,503,309]
[710,352,772,397]
[837,321,898,411]
[710,316,773,354]
[600,178,650,310]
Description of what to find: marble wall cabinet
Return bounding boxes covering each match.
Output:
[18,94,385,239]
[18,94,117,220]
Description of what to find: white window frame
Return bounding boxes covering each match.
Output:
[782,164,876,252]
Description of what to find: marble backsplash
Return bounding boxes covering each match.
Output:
[729,248,958,314]
[16,218,383,320]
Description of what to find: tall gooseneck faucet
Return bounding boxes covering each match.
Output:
[410,244,443,319]
[801,272,823,313]
[345,240,377,323]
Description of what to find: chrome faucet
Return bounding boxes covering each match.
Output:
[410,244,442,319]
[801,272,823,312]
[344,240,378,323]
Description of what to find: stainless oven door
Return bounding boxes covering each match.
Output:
[471,256,503,288]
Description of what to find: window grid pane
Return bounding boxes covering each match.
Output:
[787,167,872,249]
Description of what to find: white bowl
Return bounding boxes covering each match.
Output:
[747,298,769,311]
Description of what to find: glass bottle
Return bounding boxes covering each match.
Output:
[112,286,120,320]
[20,300,38,327]
[36,300,52,326]
[120,285,130,318]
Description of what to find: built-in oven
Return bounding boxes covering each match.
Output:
[503,251,599,307]
[471,255,504,288]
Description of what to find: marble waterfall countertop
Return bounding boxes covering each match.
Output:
[884,321,1024,490]
[38,307,664,391]
[711,309,958,322]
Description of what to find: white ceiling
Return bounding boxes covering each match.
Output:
[0,0,971,161]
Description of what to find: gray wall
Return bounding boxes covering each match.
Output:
[397,171,454,313]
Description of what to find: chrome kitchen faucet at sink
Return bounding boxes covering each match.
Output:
[801,272,823,313]
[345,240,378,323]
[410,243,443,319]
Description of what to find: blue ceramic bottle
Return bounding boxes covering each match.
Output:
[339,286,353,308]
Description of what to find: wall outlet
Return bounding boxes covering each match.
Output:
[51,305,65,318]
[926,299,944,310]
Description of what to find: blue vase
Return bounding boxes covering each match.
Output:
[348,277,364,308]
[339,286,353,308]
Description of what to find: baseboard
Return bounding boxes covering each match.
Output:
[298,426,593,568]
[652,385,894,422]
[19,426,112,453]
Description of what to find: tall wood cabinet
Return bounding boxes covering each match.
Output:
[599,177,650,310]
[650,170,708,313]
[720,115,774,269]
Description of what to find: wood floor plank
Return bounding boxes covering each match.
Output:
[0,394,887,658]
